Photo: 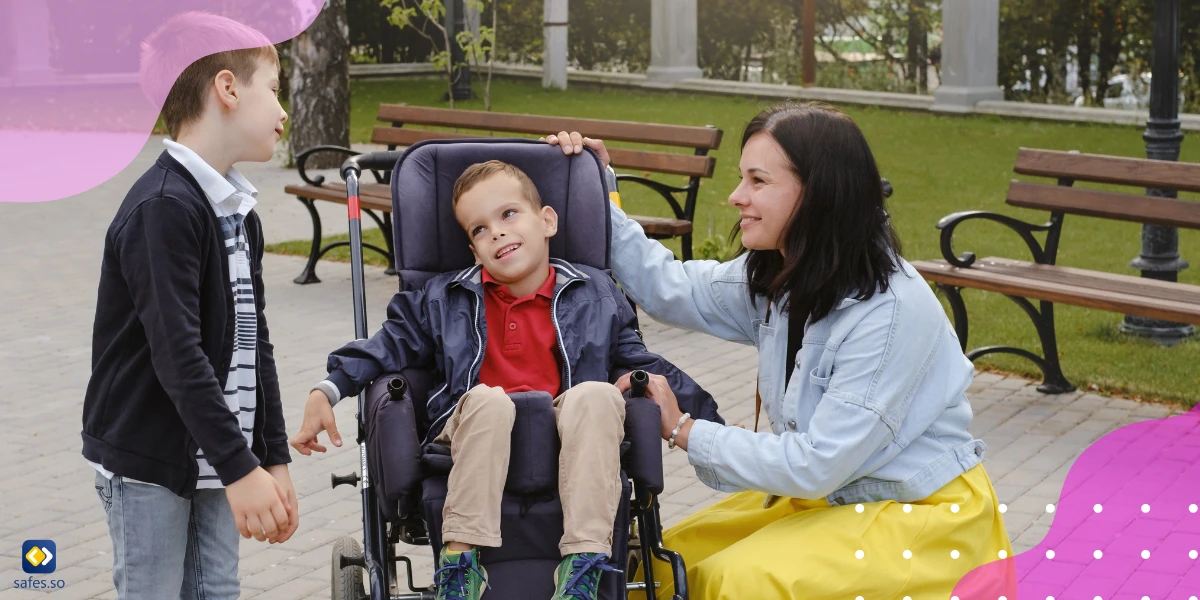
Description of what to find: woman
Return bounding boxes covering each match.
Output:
[547,103,1012,599]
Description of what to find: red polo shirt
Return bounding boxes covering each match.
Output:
[477,266,562,396]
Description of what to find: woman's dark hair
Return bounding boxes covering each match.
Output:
[737,102,902,325]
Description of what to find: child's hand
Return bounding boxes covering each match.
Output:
[290,390,342,455]
[542,131,611,168]
[226,467,290,543]
[264,464,299,543]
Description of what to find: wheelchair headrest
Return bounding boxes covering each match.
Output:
[389,138,610,291]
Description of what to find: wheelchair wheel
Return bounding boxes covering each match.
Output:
[331,535,366,600]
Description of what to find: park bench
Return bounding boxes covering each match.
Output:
[911,148,1200,394]
[283,104,723,283]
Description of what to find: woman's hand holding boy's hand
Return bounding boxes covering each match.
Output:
[542,131,611,168]
[226,467,291,543]
[615,372,693,450]
[290,390,342,455]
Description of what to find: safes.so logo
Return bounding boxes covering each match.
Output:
[22,540,56,574]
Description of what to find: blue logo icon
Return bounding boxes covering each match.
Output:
[22,540,56,574]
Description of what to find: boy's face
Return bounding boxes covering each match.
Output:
[456,172,557,285]
[227,58,287,163]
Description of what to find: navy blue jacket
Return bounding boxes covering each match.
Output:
[326,258,723,441]
[82,151,291,498]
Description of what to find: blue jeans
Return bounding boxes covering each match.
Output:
[94,472,240,600]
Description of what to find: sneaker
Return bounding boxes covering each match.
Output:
[552,552,621,600]
[434,547,489,600]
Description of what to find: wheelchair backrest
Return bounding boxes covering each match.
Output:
[389,138,611,291]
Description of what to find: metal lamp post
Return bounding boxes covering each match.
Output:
[1121,0,1193,343]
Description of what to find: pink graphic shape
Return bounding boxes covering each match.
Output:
[953,406,1200,599]
[1,0,323,203]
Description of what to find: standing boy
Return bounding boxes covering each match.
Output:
[82,12,296,599]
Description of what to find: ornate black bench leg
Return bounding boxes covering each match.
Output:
[939,285,1075,394]
[1024,299,1075,394]
[937,283,970,351]
[294,197,323,284]
[681,233,693,262]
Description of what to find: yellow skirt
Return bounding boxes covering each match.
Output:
[641,464,1013,600]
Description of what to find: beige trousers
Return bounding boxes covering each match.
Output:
[434,381,626,556]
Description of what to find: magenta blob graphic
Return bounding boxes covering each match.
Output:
[953,405,1200,599]
[0,0,323,203]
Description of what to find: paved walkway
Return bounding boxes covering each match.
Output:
[0,138,1180,599]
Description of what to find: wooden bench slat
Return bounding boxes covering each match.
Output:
[370,127,716,178]
[1014,148,1200,194]
[376,104,723,150]
[968,258,1200,306]
[284,183,392,211]
[284,182,692,236]
[1006,181,1200,229]
[630,215,692,237]
[912,258,1200,326]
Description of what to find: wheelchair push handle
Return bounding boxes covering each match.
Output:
[630,370,649,399]
[340,150,404,180]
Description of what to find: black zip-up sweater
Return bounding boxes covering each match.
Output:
[82,151,291,498]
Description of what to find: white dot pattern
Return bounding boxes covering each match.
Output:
[903,504,912,513]
[999,550,1008,559]
[1141,549,1150,559]
[999,503,1008,513]
[1046,549,1055,559]
[1141,504,1151,513]
[1094,550,1104,559]
[902,549,912,560]
[1190,549,1198,560]
[855,549,864,560]
[1046,503,1056,513]
[950,549,960,559]
[1094,504,1103,513]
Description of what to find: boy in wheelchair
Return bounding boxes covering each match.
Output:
[292,160,718,600]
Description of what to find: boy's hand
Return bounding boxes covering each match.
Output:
[264,464,299,543]
[226,467,290,543]
[290,390,342,455]
[542,131,610,168]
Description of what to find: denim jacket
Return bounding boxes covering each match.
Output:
[609,203,986,505]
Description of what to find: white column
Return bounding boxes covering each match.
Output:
[645,0,702,86]
[543,0,567,90]
[11,0,55,82]
[932,0,1004,112]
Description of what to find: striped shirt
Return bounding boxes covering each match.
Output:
[90,139,259,488]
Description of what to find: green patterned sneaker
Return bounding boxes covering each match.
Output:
[434,547,488,600]
[552,553,621,600]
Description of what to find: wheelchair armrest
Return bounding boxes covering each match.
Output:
[623,395,665,495]
[365,373,424,521]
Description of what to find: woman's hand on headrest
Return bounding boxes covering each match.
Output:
[542,131,610,168]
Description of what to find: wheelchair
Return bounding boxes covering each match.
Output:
[327,139,694,600]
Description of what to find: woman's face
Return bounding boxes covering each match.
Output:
[728,132,803,252]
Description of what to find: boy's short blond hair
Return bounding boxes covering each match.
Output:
[452,161,543,211]
[140,11,279,140]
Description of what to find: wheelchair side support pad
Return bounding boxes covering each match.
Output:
[622,394,665,495]
[365,372,428,522]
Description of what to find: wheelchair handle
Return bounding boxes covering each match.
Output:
[340,150,404,180]
[386,377,407,402]
[630,370,649,399]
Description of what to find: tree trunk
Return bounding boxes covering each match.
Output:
[288,0,350,169]
[1077,0,1095,105]
[1095,0,1121,102]
[907,0,927,92]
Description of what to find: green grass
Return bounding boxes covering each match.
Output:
[268,76,1200,408]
